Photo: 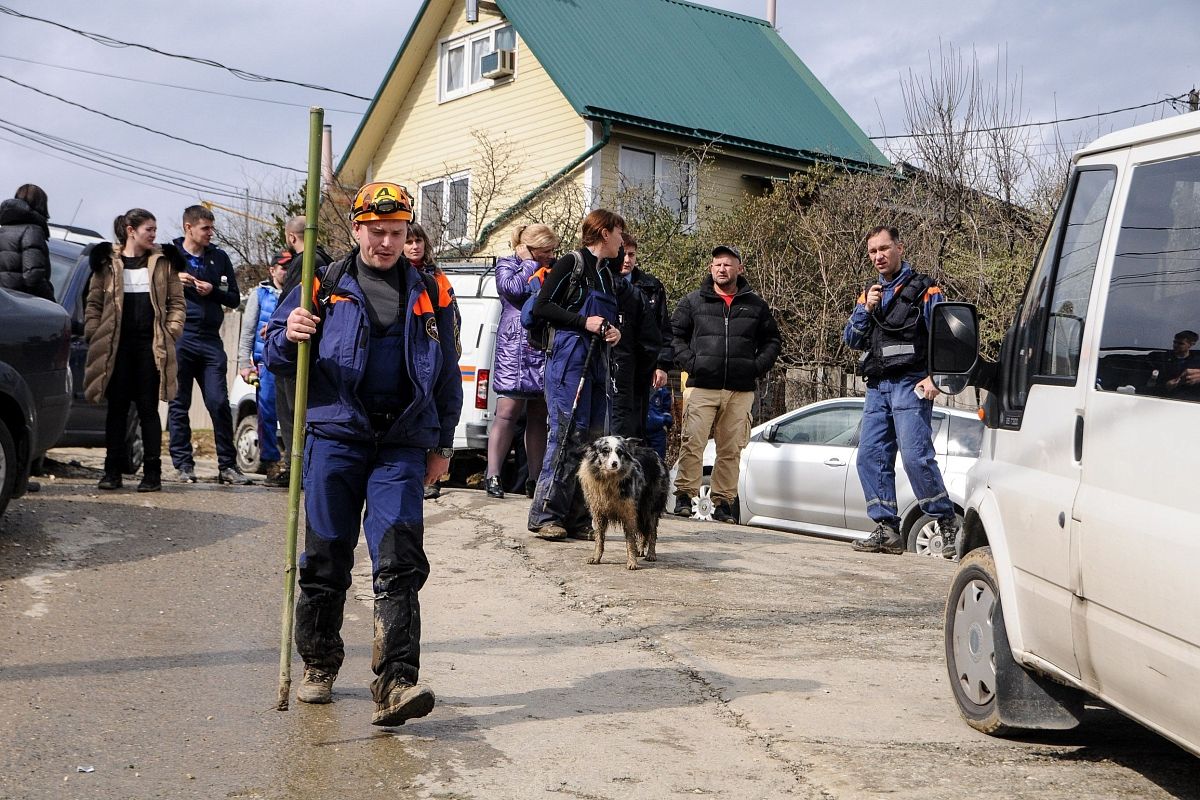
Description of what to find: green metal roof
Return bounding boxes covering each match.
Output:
[495,0,889,169]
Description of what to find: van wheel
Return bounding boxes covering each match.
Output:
[944,546,1011,735]
[234,414,261,475]
[907,512,963,556]
[0,418,16,518]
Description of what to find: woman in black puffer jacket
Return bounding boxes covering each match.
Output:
[0,184,54,300]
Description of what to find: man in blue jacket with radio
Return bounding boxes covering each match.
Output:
[843,225,958,559]
[265,181,462,727]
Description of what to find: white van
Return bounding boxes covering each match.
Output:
[929,114,1200,756]
[442,264,501,452]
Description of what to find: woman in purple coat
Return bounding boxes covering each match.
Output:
[485,224,559,498]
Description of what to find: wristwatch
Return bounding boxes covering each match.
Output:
[430,447,454,460]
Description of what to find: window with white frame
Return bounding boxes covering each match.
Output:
[617,145,697,228]
[439,24,516,101]
[419,173,471,247]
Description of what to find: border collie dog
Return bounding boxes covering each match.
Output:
[577,436,669,570]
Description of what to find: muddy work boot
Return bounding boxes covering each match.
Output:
[672,493,693,517]
[938,517,961,560]
[852,522,904,555]
[712,501,736,524]
[97,472,122,490]
[296,668,336,704]
[262,461,289,488]
[371,682,435,727]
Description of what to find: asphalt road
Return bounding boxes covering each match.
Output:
[1,450,1197,799]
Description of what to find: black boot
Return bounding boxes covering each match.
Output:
[137,458,162,493]
[484,475,504,498]
[98,454,122,490]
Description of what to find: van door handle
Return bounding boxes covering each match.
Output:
[1074,415,1084,462]
[824,458,847,467]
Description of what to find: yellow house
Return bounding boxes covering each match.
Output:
[336,0,888,255]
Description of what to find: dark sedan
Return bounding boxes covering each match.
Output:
[0,287,71,516]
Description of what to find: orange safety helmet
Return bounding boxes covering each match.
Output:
[350,181,413,222]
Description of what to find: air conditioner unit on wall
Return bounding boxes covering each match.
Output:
[480,49,515,80]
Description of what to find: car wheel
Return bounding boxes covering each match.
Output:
[907,512,963,556]
[123,409,144,475]
[0,417,16,518]
[235,414,261,475]
[944,546,1012,735]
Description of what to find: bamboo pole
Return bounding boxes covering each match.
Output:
[277,106,324,710]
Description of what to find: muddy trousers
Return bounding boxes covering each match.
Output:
[295,435,429,702]
[528,336,609,534]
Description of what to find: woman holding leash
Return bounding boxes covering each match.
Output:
[526,209,624,540]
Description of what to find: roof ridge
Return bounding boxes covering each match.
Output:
[656,0,771,27]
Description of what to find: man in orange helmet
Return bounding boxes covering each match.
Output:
[264,181,462,727]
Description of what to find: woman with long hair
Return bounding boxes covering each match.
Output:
[486,223,559,498]
[0,183,54,300]
[403,222,461,499]
[83,209,186,491]
[527,210,624,539]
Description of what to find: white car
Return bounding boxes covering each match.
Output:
[689,397,982,555]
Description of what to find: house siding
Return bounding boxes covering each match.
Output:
[367,0,586,253]
[597,131,804,223]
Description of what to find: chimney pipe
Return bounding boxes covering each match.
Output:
[321,124,334,192]
[767,0,777,27]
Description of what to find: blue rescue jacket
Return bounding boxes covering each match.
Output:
[263,251,463,450]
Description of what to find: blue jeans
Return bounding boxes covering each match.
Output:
[856,373,954,528]
[168,333,236,470]
[256,367,280,463]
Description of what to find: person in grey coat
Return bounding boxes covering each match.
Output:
[484,223,559,499]
[0,184,54,300]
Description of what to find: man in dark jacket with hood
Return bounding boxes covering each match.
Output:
[671,245,780,523]
[167,204,250,484]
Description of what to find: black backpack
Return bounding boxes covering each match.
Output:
[522,250,586,352]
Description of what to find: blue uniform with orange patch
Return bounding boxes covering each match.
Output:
[264,251,461,701]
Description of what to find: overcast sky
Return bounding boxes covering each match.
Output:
[0,0,1193,242]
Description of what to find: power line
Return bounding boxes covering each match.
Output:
[869,95,1186,141]
[0,73,304,173]
[0,53,363,114]
[0,118,284,205]
[0,4,372,102]
[0,117,247,193]
[0,131,207,200]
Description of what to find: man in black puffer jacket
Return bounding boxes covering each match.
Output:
[671,245,780,523]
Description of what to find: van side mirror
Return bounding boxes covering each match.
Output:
[928,302,979,396]
[765,423,779,443]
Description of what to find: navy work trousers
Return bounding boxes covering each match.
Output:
[528,333,608,534]
[856,373,955,528]
[168,333,236,471]
[295,435,429,701]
